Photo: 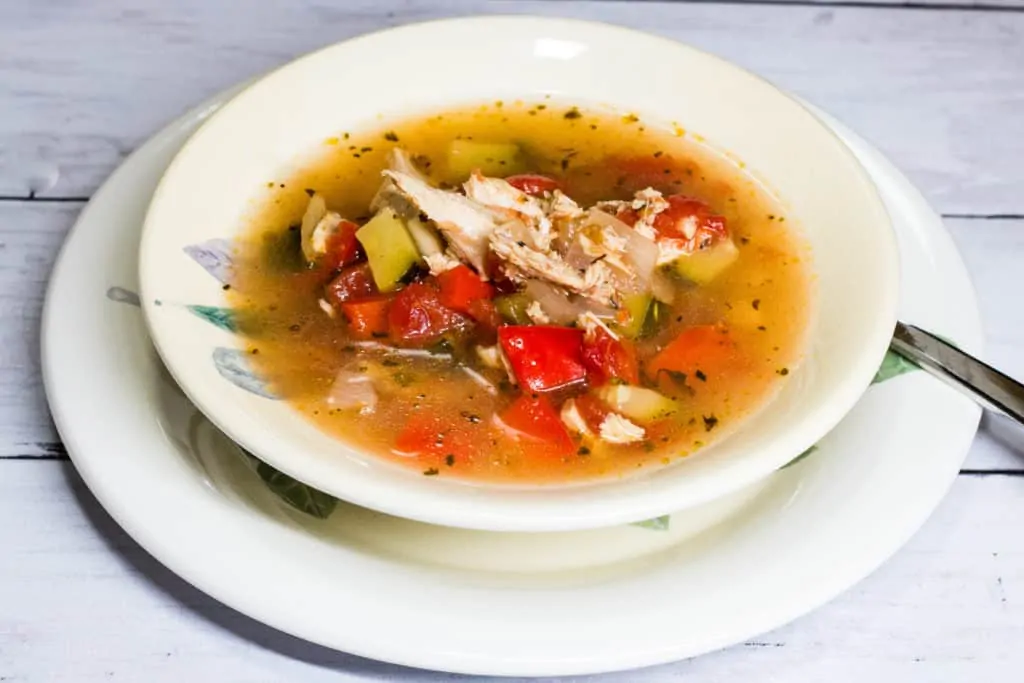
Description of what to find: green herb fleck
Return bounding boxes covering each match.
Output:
[444,454,455,467]
[564,107,582,120]
[702,414,719,431]
[392,371,415,387]
[776,367,789,376]
[577,446,591,456]
[694,370,707,382]
[423,468,440,476]
[752,299,761,311]
[632,515,670,531]
[384,131,399,142]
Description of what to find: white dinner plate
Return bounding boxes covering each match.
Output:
[42,82,981,676]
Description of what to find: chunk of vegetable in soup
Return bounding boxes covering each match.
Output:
[228,102,809,484]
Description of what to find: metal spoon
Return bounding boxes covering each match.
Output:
[891,321,1024,425]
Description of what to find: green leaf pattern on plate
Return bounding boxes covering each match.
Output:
[632,515,671,531]
[212,347,276,399]
[254,460,338,519]
[873,349,919,384]
[188,305,238,332]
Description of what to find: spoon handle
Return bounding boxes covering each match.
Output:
[891,321,1024,426]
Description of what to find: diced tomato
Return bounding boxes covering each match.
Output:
[388,281,470,346]
[467,298,501,337]
[499,394,574,456]
[572,393,611,433]
[498,326,587,393]
[437,265,495,315]
[393,411,479,466]
[653,196,727,242]
[505,174,562,197]
[582,327,640,385]
[339,295,392,340]
[607,156,678,192]
[645,324,738,381]
[320,219,362,272]
[324,263,377,307]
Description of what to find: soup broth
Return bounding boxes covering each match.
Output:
[228,101,809,483]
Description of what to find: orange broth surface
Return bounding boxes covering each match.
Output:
[228,101,810,483]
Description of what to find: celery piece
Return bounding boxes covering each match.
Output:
[446,140,524,179]
[615,293,652,339]
[405,216,444,257]
[596,386,678,422]
[671,238,739,284]
[356,208,421,292]
[494,293,533,325]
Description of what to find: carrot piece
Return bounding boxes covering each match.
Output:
[339,295,392,340]
[644,324,738,381]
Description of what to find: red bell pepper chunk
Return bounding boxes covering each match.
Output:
[645,324,737,381]
[437,265,494,316]
[388,281,469,346]
[505,174,562,197]
[320,219,362,272]
[339,295,392,340]
[616,194,727,246]
[653,195,728,241]
[498,325,587,393]
[324,263,377,307]
[582,327,640,385]
[393,411,479,466]
[499,394,574,456]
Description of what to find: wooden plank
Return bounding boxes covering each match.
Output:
[0,0,1021,214]
[664,0,1024,8]
[1,458,1021,681]
[4,202,1023,470]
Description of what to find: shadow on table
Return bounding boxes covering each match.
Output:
[58,460,485,682]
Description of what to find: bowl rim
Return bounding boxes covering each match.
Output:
[138,14,899,532]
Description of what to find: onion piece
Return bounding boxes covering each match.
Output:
[522,280,584,325]
[326,370,378,414]
[586,209,660,286]
[650,270,677,304]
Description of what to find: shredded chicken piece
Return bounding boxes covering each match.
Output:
[580,260,619,305]
[464,172,554,250]
[300,194,345,262]
[370,149,432,215]
[560,399,592,436]
[595,187,667,240]
[656,238,691,266]
[577,220,632,275]
[318,298,336,318]
[310,212,343,254]
[382,170,498,274]
[599,413,646,444]
[424,251,462,275]
[577,311,620,341]
[632,187,669,235]
[526,301,551,324]
[547,190,585,223]
[490,221,619,306]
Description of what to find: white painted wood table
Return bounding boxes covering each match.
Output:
[3,1,1023,680]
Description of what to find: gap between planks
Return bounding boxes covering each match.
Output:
[548,0,1024,13]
